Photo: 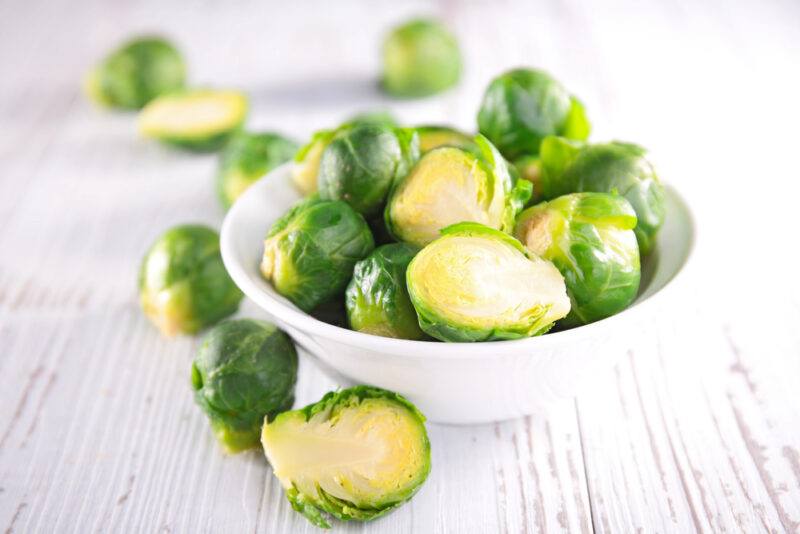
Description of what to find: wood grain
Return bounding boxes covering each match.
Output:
[1,0,800,532]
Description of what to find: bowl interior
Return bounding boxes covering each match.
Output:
[220,163,694,354]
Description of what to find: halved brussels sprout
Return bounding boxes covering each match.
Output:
[515,193,640,326]
[261,386,430,529]
[385,134,532,247]
[381,18,462,98]
[192,319,297,453]
[415,125,476,153]
[85,36,185,110]
[291,111,400,196]
[318,124,420,217]
[139,224,242,336]
[345,244,425,340]
[217,131,299,209]
[477,68,590,159]
[138,89,248,151]
[537,136,665,255]
[407,222,570,342]
[260,197,375,311]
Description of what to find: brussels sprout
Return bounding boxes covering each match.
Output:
[416,125,476,153]
[382,18,462,98]
[515,193,640,326]
[537,136,665,255]
[260,197,375,312]
[261,386,430,529]
[216,131,299,209]
[291,112,400,196]
[139,225,243,336]
[191,319,297,453]
[385,134,532,247]
[85,36,185,110]
[477,68,590,159]
[138,89,248,151]
[345,244,425,340]
[318,124,420,217]
[407,222,570,342]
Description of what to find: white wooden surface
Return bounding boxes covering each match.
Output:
[2,0,800,532]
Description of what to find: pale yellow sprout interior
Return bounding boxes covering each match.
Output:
[139,91,247,139]
[389,148,504,246]
[409,234,570,327]
[291,139,326,195]
[262,398,427,506]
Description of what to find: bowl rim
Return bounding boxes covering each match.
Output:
[220,165,696,359]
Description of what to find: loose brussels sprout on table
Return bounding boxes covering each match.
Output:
[536,136,665,254]
[260,196,374,312]
[381,18,462,98]
[515,193,641,327]
[191,319,297,453]
[477,68,590,159]
[318,124,420,217]
[217,131,299,209]
[385,134,531,247]
[415,125,476,153]
[346,244,426,340]
[85,36,185,110]
[138,89,248,151]
[291,112,400,196]
[262,386,430,529]
[407,223,570,342]
[139,224,242,336]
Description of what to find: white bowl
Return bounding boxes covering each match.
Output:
[221,164,694,424]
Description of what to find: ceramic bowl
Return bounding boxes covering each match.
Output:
[220,164,694,424]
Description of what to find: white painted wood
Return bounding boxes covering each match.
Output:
[1,0,799,532]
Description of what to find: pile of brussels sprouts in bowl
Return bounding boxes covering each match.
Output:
[255,66,665,344]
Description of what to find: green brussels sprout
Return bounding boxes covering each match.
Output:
[191,319,298,453]
[415,125,476,153]
[260,197,375,312]
[477,68,590,159]
[261,386,430,529]
[385,134,532,247]
[515,193,640,326]
[291,112,400,196]
[216,131,299,209]
[139,224,243,336]
[382,18,462,98]
[318,124,420,217]
[407,222,570,342]
[345,244,426,340]
[138,89,248,151]
[85,36,185,110]
[537,136,665,255]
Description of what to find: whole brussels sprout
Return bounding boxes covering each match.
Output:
[407,222,570,342]
[260,197,375,311]
[139,225,242,336]
[318,124,420,217]
[477,68,590,159]
[416,125,476,153]
[192,319,297,453]
[385,134,532,247]
[85,36,185,110]
[138,89,248,151]
[261,386,430,529]
[537,136,665,255]
[382,18,462,98]
[515,193,640,326]
[291,111,400,196]
[217,131,299,209]
[345,244,425,340]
